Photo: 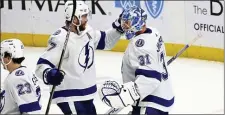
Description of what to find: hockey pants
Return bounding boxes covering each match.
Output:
[57,99,97,115]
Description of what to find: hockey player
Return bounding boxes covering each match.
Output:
[35,1,124,114]
[99,6,174,115]
[0,39,41,114]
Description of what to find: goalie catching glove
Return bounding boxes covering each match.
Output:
[99,80,140,108]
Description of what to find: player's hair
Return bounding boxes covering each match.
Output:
[4,52,25,64]
[65,16,78,26]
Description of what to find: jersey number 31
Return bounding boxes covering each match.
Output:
[138,54,151,66]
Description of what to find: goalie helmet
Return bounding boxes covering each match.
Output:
[0,39,24,60]
[64,1,91,23]
[121,6,147,40]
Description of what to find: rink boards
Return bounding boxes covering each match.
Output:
[1,1,224,62]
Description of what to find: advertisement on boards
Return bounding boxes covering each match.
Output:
[2,0,185,45]
[0,0,118,34]
[1,0,167,35]
[114,0,164,19]
[184,0,224,49]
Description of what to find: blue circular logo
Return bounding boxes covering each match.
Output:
[135,39,145,47]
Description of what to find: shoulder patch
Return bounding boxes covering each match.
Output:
[15,70,25,76]
[53,30,61,35]
[135,39,145,47]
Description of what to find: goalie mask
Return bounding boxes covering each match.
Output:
[121,6,147,40]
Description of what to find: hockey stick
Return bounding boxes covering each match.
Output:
[104,34,202,114]
[45,0,76,114]
[167,33,202,65]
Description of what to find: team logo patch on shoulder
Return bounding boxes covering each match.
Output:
[15,70,25,76]
[53,30,61,35]
[135,39,145,47]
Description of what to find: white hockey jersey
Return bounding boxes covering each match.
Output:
[0,66,41,114]
[121,27,174,112]
[35,25,122,103]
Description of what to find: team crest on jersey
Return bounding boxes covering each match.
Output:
[0,90,5,112]
[135,39,145,47]
[15,70,25,76]
[78,42,94,72]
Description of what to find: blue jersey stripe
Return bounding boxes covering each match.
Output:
[142,95,174,107]
[135,69,162,82]
[19,101,41,113]
[37,58,56,68]
[53,85,97,99]
[96,31,106,50]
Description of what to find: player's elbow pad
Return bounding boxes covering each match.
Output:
[99,81,140,108]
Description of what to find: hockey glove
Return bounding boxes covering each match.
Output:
[112,11,124,34]
[43,68,65,86]
[99,80,140,108]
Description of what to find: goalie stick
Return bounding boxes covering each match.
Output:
[104,34,202,114]
[45,0,76,114]
[167,33,202,65]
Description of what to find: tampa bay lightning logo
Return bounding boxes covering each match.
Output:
[15,70,25,76]
[145,0,164,19]
[0,90,5,112]
[115,0,140,10]
[135,39,145,47]
[78,42,94,72]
